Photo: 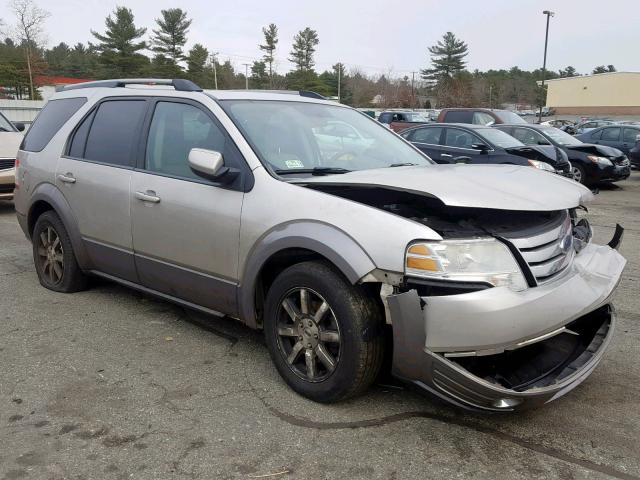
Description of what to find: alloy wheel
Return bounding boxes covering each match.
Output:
[571,166,582,183]
[37,226,64,285]
[275,287,341,382]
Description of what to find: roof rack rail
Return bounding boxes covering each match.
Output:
[208,89,326,100]
[59,78,203,93]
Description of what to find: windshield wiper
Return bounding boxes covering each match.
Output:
[388,162,418,167]
[275,167,352,176]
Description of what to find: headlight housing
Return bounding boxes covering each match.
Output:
[527,159,555,172]
[587,155,613,166]
[405,239,528,291]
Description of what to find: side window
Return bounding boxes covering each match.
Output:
[379,113,391,124]
[145,102,226,181]
[590,129,602,140]
[82,100,147,167]
[21,97,87,152]
[472,112,495,125]
[411,127,442,144]
[512,128,547,145]
[623,128,639,143]
[444,111,473,123]
[392,113,401,122]
[601,127,621,142]
[444,129,480,149]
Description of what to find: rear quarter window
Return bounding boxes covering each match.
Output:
[21,97,87,152]
[443,110,473,123]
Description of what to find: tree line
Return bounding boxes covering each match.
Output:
[0,1,618,109]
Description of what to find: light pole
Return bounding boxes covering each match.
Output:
[337,64,341,103]
[211,52,218,90]
[243,63,250,90]
[538,10,554,123]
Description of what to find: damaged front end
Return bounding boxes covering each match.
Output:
[382,199,626,410]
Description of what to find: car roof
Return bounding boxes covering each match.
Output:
[496,124,544,129]
[402,123,491,132]
[441,108,510,113]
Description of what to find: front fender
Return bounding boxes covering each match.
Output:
[237,220,377,327]
[27,182,91,270]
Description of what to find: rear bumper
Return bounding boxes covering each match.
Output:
[387,242,626,412]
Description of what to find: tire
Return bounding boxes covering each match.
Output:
[263,261,385,403]
[571,164,587,185]
[32,211,87,293]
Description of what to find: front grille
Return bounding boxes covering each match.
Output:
[0,158,15,170]
[506,212,574,285]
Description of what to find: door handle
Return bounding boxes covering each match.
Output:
[57,173,76,184]
[135,190,161,203]
[441,153,453,158]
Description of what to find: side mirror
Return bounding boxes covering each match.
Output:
[13,122,25,132]
[188,148,238,184]
[471,143,489,152]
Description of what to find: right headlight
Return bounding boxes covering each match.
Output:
[587,155,613,166]
[405,239,528,291]
[527,159,555,172]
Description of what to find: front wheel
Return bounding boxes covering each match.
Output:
[263,261,385,403]
[571,164,587,185]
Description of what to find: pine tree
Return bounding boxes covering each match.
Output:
[259,23,278,87]
[151,8,192,65]
[289,28,319,72]
[250,60,269,89]
[91,7,147,76]
[421,32,468,80]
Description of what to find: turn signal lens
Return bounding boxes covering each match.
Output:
[407,244,430,255]
[406,256,439,271]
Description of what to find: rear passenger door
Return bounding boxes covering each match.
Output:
[621,128,639,154]
[130,98,247,316]
[598,127,622,150]
[402,127,443,161]
[58,97,148,282]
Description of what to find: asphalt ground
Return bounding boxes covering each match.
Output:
[1,172,639,480]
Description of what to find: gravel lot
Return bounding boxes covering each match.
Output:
[1,172,639,480]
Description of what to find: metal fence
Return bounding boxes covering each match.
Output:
[0,100,45,127]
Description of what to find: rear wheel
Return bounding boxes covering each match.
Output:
[263,261,384,403]
[32,211,87,292]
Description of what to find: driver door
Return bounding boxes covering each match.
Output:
[130,99,246,316]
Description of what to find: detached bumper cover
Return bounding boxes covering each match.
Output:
[388,243,626,411]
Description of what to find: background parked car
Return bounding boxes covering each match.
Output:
[576,124,640,156]
[377,111,430,132]
[0,111,25,201]
[400,123,570,175]
[436,108,527,125]
[494,124,631,185]
[573,119,616,135]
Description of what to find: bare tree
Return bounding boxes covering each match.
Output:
[10,0,50,99]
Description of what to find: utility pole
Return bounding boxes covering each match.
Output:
[411,71,417,108]
[538,10,554,123]
[211,52,219,89]
[337,64,341,103]
[243,63,250,90]
[489,85,493,109]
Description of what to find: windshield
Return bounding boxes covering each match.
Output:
[404,112,429,122]
[539,126,582,145]
[476,128,524,149]
[495,111,527,124]
[220,100,434,175]
[0,112,15,132]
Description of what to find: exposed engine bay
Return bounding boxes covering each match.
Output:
[307,184,589,244]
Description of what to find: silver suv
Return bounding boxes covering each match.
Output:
[14,79,626,411]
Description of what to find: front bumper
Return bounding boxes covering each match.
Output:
[597,163,631,182]
[387,242,626,411]
[0,167,15,200]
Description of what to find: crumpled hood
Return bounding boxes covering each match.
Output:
[297,164,593,211]
[0,132,23,159]
[565,143,624,158]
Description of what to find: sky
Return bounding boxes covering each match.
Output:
[1,0,639,77]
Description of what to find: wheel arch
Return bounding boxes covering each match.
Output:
[27,183,91,270]
[237,221,378,329]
